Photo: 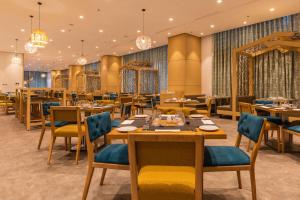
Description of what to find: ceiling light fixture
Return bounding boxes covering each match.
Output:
[25,15,38,54]
[210,24,215,28]
[60,29,65,33]
[112,39,117,42]
[67,45,71,49]
[136,9,151,50]
[217,0,223,4]
[31,2,48,48]
[95,46,99,49]
[200,32,204,36]
[169,17,174,22]
[99,29,103,33]
[12,38,21,65]
[243,21,247,25]
[20,29,25,32]
[167,32,171,35]
[41,73,46,78]
[79,15,84,19]
[269,8,275,12]
[77,40,87,65]
[137,30,141,33]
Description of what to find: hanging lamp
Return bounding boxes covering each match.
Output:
[77,40,87,65]
[136,9,152,50]
[12,39,22,65]
[25,15,38,54]
[31,2,48,48]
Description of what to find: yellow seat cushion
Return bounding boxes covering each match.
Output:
[138,165,195,200]
[54,124,85,137]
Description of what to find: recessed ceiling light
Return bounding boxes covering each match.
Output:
[60,29,65,33]
[58,50,62,54]
[20,29,25,32]
[99,29,103,33]
[167,32,171,35]
[269,8,275,12]
[67,45,71,49]
[130,47,134,50]
[243,21,247,25]
[153,41,157,44]
[95,46,99,49]
[169,17,174,22]
[137,30,141,33]
[112,39,117,42]
[10,45,14,48]
[49,38,53,42]
[113,52,116,55]
[200,32,204,36]
[217,0,223,4]
[210,24,215,28]
[79,15,84,19]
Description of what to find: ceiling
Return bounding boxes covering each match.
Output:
[0,0,300,71]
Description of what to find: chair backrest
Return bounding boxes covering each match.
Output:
[50,106,80,123]
[85,112,112,142]
[42,102,60,116]
[239,102,253,114]
[254,100,273,105]
[128,132,204,200]
[120,96,133,104]
[93,95,103,101]
[238,113,264,143]
[121,102,132,120]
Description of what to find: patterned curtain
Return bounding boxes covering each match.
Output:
[122,45,168,93]
[213,14,299,99]
[24,71,48,88]
[84,61,101,92]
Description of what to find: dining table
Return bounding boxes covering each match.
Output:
[253,104,300,120]
[164,98,201,107]
[107,115,227,143]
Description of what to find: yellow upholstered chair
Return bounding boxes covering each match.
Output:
[128,132,204,200]
[48,106,85,165]
[193,97,212,117]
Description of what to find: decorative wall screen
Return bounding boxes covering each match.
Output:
[24,71,48,88]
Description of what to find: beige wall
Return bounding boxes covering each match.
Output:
[168,33,201,95]
[201,35,213,96]
[0,51,23,93]
[100,55,121,93]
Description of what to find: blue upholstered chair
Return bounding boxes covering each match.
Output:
[111,102,132,128]
[204,113,266,200]
[254,100,273,105]
[37,102,69,150]
[282,124,300,153]
[82,112,129,200]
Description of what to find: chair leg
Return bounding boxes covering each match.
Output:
[250,168,257,200]
[277,128,281,153]
[37,126,46,150]
[47,136,56,165]
[263,130,268,145]
[82,166,95,200]
[76,136,82,164]
[64,137,68,151]
[246,140,251,152]
[100,168,107,186]
[237,171,242,189]
[68,137,72,151]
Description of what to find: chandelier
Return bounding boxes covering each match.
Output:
[25,15,38,54]
[31,2,48,48]
[136,9,152,50]
[77,40,87,65]
[12,39,21,65]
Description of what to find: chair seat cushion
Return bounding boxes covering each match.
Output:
[111,119,121,128]
[54,124,85,136]
[255,100,273,105]
[286,125,300,133]
[138,165,195,200]
[265,116,282,125]
[94,144,128,164]
[217,105,232,111]
[204,146,250,167]
[45,121,69,127]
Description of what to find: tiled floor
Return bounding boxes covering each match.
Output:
[0,112,299,200]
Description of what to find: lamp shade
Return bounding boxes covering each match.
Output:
[77,56,87,65]
[24,41,38,54]
[31,30,48,48]
[136,35,152,50]
[11,55,21,65]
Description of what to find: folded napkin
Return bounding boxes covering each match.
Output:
[201,119,215,125]
[121,120,134,125]
[155,129,181,132]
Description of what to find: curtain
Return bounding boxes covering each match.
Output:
[122,45,168,93]
[24,71,48,88]
[212,14,299,99]
[84,61,101,92]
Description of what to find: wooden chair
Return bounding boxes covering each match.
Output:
[239,102,254,151]
[37,102,69,150]
[111,102,133,128]
[82,112,129,200]
[128,132,204,200]
[194,97,212,117]
[157,106,194,117]
[203,113,266,200]
[48,106,85,165]
[282,124,300,153]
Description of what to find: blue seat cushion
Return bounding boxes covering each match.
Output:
[286,125,300,133]
[238,113,264,142]
[112,119,121,128]
[255,100,273,105]
[95,144,129,165]
[265,116,282,125]
[45,121,69,127]
[204,146,250,167]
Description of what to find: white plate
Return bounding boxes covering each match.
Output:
[117,126,137,132]
[199,125,219,131]
[189,114,204,118]
[134,114,148,118]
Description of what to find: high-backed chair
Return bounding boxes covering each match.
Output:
[239,102,254,151]
[193,97,212,117]
[37,102,69,150]
[111,102,132,128]
[203,113,266,200]
[82,112,129,200]
[128,132,204,200]
[48,106,85,165]
[282,121,300,153]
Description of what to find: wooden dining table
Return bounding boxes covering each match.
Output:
[107,116,227,143]
[253,104,300,119]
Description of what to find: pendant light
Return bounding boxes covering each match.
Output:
[25,15,38,54]
[136,9,152,50]
[31,2,48,48]
[12,39,22,65]
[77,40,87,65]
